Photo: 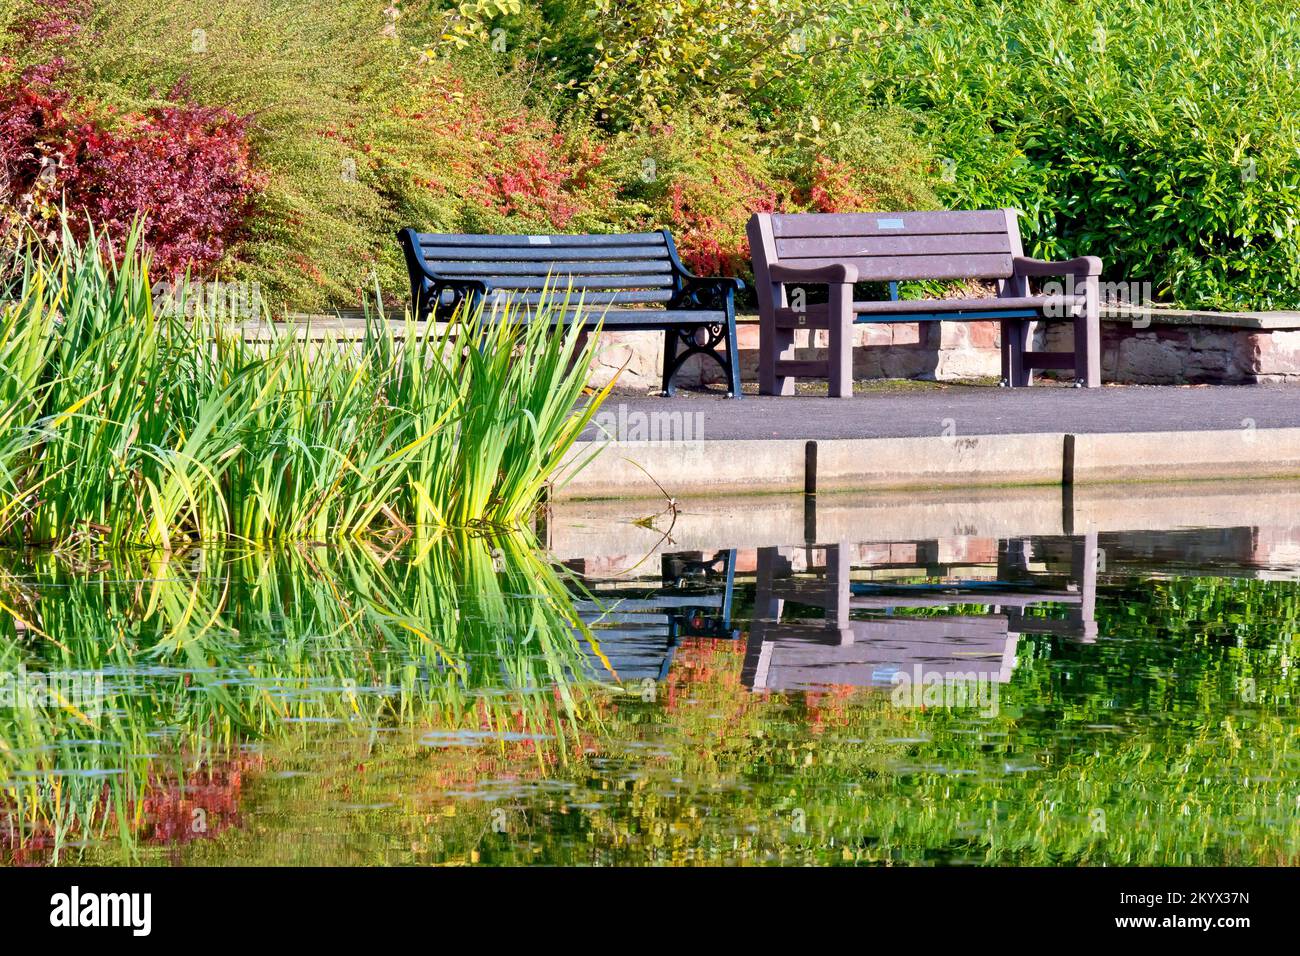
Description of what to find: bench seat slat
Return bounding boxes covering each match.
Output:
[416,232,665,248]
[458,306,724,327]
[475,274,675,291]
[780,253,1015,281]
[853,294,1085,316]
[484,289,675,307]
[467,274,670,293]
[418,245,671,263]
[423,260,674,277]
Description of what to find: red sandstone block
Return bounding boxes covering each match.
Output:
[968,320,1000,349]
[891,323,923,346]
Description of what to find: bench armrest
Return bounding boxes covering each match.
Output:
[1012,256,1102,278]
[768,262,859,284]
[398,228,494,318]
[406,255,493,297]
[670,274,744,311]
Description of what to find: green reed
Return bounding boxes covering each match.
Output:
[0,223,612,547]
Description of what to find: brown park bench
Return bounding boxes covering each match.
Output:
[746,209,1102,396]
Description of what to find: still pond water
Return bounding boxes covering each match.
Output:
[3,494,1299,865]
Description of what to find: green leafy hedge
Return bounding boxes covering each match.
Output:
[830,0,1300,309]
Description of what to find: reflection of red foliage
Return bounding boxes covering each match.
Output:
[137,757,261,844]
[663,637,748,713]
[803,684,856,735]
[1,754,262,865]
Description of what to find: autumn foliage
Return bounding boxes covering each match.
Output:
[0,64,259,276]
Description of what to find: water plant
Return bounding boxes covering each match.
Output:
[0,223,611,547]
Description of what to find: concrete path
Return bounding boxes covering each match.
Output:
[579,384,1300,441]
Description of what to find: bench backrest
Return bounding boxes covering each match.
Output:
[399,229,686,314]
[748,209,1025,284]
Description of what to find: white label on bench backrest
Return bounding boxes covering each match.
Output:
[876,218,906,230]
[527,235,552,245]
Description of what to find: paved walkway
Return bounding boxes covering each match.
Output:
[579,384,1300,441]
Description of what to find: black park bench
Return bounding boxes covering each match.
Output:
[397,228,744,397]
[746,209,1102,397]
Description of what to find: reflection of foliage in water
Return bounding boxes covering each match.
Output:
[0,533,604,863]
[178,574,1300,866]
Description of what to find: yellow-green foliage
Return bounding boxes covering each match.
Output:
[14,0,939,311]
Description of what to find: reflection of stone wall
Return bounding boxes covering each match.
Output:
[585,316,1300,390]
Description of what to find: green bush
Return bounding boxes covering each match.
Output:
[828,0,1300,309]
[61,0,420,310]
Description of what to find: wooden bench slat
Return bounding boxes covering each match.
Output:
[422,259,673,277]
[1023,352,1078,370]
[774,359,830,377]
[782,253,1016,281]
[485,289,675,307]
[853,294,1086,316]
[475,307,725,327]
[773,309,833,330]
[417,245,671,263]
[771,209,1010,238]
[416,232,666,248]
[476,274,675,291]
[776,232,1013,258]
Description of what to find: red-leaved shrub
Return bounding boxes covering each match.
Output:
[63,101,262,274]
[403,68,616,232]
[15,0,94,42]
[0,66,261,276]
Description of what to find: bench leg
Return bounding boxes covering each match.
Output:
[1074,275,1101,387]
[662,320,740,397]
[759,288,795,396]
[827,281,853,398]
[1000,318,1032,387]
[724,314,741,398]
[661,328,679,396]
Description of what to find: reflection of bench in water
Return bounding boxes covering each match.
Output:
[742,536,1097,692]
[566,550,738,684]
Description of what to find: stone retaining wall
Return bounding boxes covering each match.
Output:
[587,314,1300,390]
